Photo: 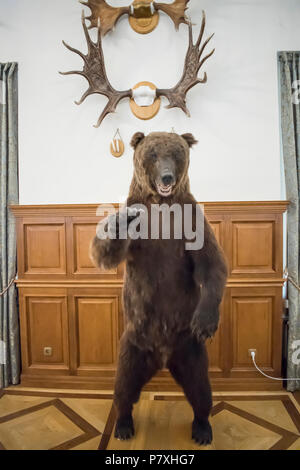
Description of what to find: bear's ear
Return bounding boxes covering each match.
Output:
[131,132,145,149]
[181,133,198,148]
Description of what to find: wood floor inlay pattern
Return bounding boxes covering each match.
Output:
[0,390,299,450]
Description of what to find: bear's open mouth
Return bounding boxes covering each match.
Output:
[156,183,174,197]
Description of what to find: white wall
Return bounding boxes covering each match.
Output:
[0,0,298,204]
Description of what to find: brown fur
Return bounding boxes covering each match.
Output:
[90,132,228,445]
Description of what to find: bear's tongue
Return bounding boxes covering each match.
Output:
[156,183,173,197]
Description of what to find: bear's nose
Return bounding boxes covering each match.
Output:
[161,174,174,186]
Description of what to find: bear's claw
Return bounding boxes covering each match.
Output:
[191,307,219,342]
[191,321,218,342]
[114,417,135,441]
[192,419,212,446]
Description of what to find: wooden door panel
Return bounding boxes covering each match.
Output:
[74,223,97,273]
[227,213,283,279]
[75,296,119,372]
[229,287,282,377]
[232,297,273,368]
[70,217,124,279]
[21,219,66,276]
[232,221,275,274]
[24,295,69,372]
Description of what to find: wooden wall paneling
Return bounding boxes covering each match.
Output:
[18,288,31,375]
[72,218,99,276]
[206,214,225,249]
[16,217,24,277]
[66,216,74,279]
[19,287,70,375]
[77,297,117,369]
[67,288,78,376]
[275,212,284,277]
[10,202,288,391]
[68,217,124,281]
[18,218,67,278]
[219,288,232,378]
[232,220,275,274]
[68,287,123,377]
[205,215,231,378]
[229,286,283,378]
[228,212,283,279]
[232,295,273,368]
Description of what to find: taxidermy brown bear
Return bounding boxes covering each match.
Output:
[91,132,228,445]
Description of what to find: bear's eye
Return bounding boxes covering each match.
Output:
[174,152,183,161]
[150,152,157,161]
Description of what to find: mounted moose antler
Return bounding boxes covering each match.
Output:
[60,13,132,127]
[80,0,130,36]
[60,11,214,126]
[156,11,215,116]
[155,0,190,29]
[80,0,190,36]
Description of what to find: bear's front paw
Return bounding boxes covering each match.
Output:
[192,419,212,446]
[108,207,144,238]
[191,308,219,342]
[114,416,135,441]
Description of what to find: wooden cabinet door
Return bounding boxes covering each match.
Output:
[228,286,283,378]
[17,218,67,279]
[68,287,123,376]
[19,288,70,375]
[228,213,283,279]
[68,217,125,280]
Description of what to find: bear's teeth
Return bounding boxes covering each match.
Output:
[156,183,173,196]
[157,185,172,196]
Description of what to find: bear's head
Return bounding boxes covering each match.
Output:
[130,132,198,198]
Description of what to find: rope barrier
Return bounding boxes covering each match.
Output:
[0,278,16,297]
[284,268,300,293]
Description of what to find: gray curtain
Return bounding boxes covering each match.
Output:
[0,62,20,388]
[278,52,300,391]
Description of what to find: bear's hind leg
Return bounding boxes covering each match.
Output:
[114,332,159,440]
[167,335,213,446]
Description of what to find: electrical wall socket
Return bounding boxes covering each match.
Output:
[43,347,53,357]
[248,349,257,358]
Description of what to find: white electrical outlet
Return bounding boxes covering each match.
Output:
[43,347,53,357]
[248,349,257,358]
